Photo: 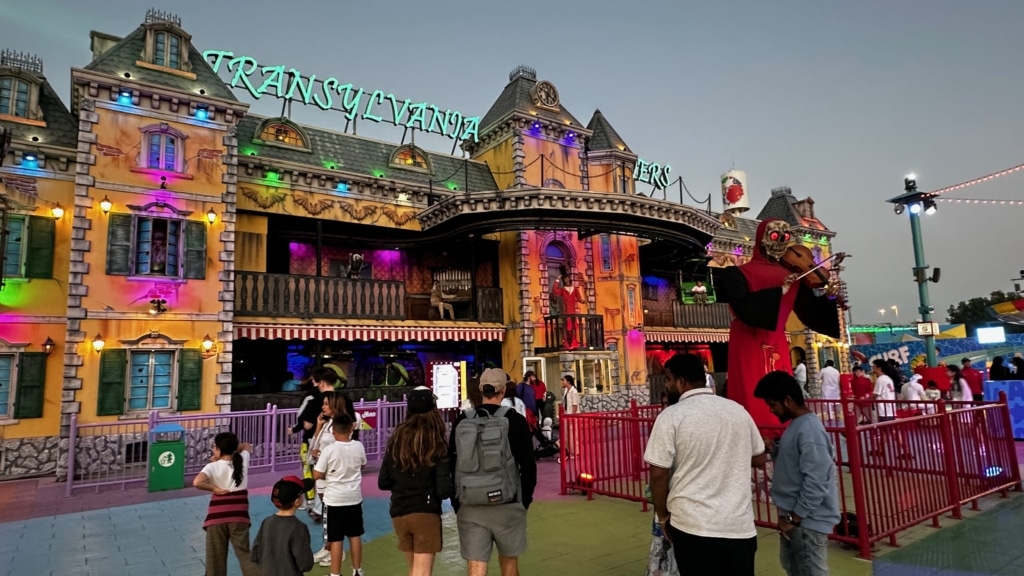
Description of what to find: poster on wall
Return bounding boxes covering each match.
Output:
[428,361,466,410]
[850,334,1024,377]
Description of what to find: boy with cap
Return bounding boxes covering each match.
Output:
[251,476,316,576]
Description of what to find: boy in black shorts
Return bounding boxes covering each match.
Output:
[313,413,367,576]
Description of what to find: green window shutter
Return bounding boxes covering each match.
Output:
[97,349,127,416]
[13,352,47,419]
[176,348,202,411]
[24,216,55,279]
[183,221,207,279]
[106,214,134,276]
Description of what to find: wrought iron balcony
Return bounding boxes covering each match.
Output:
[538,314,605,352]
[672,301,733,329]
[235,272,406,319]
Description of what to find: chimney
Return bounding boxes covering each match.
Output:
[89,31,123,63]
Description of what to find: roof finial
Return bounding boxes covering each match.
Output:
[0,50,44,74]
[145,8,182,27]
[509,65,537,82]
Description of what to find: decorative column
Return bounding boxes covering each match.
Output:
[582,234,596,314]
[803,329,821,398]
[517,231,533,356]
[578,139,590,191]
[512,125,527,189]
[215,127,238,412]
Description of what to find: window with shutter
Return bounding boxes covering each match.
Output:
[24,216,55,279]
[183,220,207,279]
[0,355,13,417]
[13,352,46,419]
[176,349,202,411]
[2,216,25,278]
[127,351,175,411]
[97,349,128,416]
[106,214,134,276]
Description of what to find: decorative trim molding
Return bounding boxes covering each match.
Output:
[119,331,188,347]
[217,127,239,412]
[125,201,194,216]
[85,310,220,321]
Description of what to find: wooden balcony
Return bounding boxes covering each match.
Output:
[476,287,503,323]
[537,314,605,352]
[672,301,733,329]
[235,272,406,319]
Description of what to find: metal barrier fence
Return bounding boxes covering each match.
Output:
[65,397,466,496]
[559,395,1022,559]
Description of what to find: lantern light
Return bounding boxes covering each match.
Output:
[99,196,112,213]
[91,334,105,353]
[206,208,217,224]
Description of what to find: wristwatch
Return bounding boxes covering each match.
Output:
[785,513,801,525]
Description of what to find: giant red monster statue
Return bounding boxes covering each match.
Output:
[715,219,841,427]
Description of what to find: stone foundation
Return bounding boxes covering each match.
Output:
[0,436,61,478]
[578,385,650,412]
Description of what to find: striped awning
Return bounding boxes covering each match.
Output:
[235,323,505,342]
[644,330,730,343]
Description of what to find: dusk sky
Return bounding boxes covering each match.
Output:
[5,0,1023,326]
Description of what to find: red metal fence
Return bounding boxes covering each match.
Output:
[559,395,1022,559]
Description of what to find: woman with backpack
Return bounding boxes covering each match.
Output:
[378,387,452,576]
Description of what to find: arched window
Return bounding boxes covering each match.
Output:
[542,178,565,189]
[545,242,569,288]
[154,31,182,69]
[0,77,30,118]
[390,146,431,173]
[260,122,306,148]
[139,123,187,173]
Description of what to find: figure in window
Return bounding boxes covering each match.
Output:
[431,280,455,320]
[690,280,708,305]
[552,267,582,350]
[151,231,167,274]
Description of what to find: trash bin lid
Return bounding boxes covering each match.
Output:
[151,423,186,433]
[150,423,186,442]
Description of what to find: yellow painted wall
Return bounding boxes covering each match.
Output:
[91,113,225,198]
[74,318,223,422]
[587,162,634,195]
[236,213,267,273]
[497,232,523,369]
[0,326,64,439]
[0,178,73,314]
[522,137,580,188]
[472,138,516,191]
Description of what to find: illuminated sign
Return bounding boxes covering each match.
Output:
[634,158,672,189]
[203,50,480,142]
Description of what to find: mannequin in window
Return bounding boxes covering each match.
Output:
[552,267,582,349]
[690,280,708,304]
[151,231,167,274]
[431,280,455,320]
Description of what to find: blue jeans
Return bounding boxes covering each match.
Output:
[779,525,829,576]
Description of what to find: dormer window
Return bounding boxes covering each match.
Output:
[252,118,311,152]
[390,146,431,173]
[0,77,29,118]
[153,31,181,70]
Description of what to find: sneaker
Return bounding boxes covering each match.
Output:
[313,548,330,563]
[353,569,365,576]
[318,549,345,567]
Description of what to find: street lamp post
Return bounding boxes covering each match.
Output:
[888,174,939,367]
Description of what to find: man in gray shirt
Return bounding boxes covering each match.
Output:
[754,371,840,576]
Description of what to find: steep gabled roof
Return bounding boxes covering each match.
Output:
[712,214,760,245]
[83,25,237,101]
[479,67,583,133]
[0,64,77,149]
[585,109,631,153]
[756,186,831,232]
[236,115,497,192]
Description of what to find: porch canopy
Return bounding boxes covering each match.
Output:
[235,322,505,342]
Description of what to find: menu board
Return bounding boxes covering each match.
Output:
[429,361,465,409]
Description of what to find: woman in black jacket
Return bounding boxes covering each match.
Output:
[377,387,452,576]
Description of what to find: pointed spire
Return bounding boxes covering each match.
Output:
[586,109,631,153]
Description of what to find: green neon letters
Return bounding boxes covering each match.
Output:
[204,50,480,142]
[634,158,672,189]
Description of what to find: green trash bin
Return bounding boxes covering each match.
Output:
[148,423,186,492]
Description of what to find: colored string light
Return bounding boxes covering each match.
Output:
[935,197,1024,206]
[924,162,1024,197]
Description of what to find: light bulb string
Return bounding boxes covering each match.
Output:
[934,197,1024,206]
[924,162,1024,197]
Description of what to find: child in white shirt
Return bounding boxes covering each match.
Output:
[313,413,367,576]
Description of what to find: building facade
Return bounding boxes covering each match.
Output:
[0,10,849,478]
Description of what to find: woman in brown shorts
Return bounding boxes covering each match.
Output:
[378,387,453,575]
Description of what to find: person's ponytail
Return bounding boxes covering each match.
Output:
[231,452,244,487]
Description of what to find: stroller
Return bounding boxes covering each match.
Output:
[533,391,560,459]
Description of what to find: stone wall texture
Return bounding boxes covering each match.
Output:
[1,436,61,478]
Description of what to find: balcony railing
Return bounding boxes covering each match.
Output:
[236,272,405,319]
[538,314,605,352]
[672,301,733,329]
[476,287,503,323]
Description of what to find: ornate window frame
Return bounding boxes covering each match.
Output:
[0,69,44,124]
[134,123,188,175]
[138,22,195,78]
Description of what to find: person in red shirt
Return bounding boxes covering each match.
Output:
[850,364,874,424]
[525,371,547,418]
[960,358,985,402]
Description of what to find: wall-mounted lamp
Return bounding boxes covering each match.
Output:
[149,298,167,315]
[51,203,65,220]
[160,176,167,190]
[99,196,112,214]
[206,208,218,224]
[42,337,55,355]
[92,334,105,353]
[201,334,215,352]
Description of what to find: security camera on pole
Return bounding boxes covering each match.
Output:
[887,174,941,367]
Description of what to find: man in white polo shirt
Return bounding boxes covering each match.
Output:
[644,353,767,576]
